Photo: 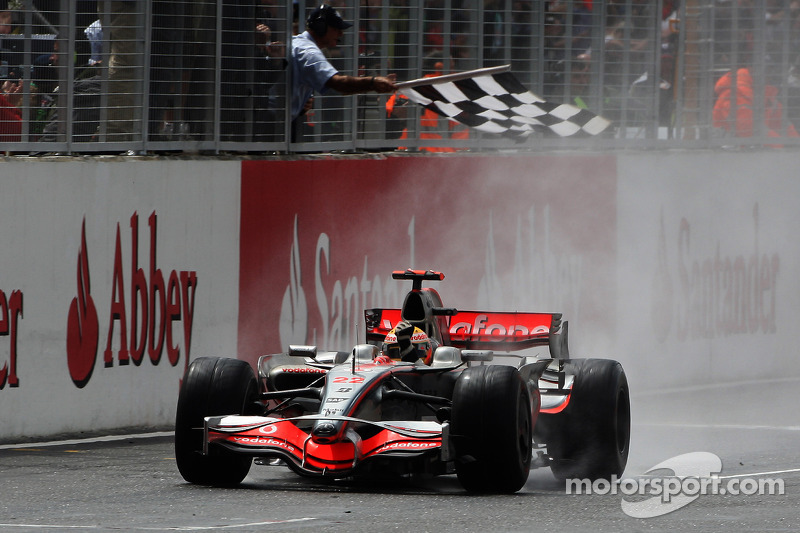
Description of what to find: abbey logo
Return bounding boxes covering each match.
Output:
[0,288,23,390]
[65,212,198,388]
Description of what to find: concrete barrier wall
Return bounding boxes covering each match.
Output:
[616,151,800,389]
[0,159,242,442]
[0,151,796,442]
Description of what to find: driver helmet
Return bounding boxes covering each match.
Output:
[382,322,435,364]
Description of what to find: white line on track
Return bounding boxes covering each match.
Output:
[717,468,800,479]
[635,422,800,431]
[0,431,173,450]
[0,518,317,530]
[633,376,800,397]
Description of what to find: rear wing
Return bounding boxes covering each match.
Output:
[365,308,569,356]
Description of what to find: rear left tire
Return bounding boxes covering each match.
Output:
[537,358,630,481]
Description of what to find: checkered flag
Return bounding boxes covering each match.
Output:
[396,65,611,139]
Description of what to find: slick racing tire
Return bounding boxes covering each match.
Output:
[451,365,533,493]
[537,358,630,481]
[175,357,258,486]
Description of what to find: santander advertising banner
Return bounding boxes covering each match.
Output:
[238,155,617,367]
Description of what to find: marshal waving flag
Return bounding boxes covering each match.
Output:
[396,65,612,139]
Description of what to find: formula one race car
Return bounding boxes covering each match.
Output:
[175,269,630,493]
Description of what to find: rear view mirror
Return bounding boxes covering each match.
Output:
[288,345,317,358]
[461,350,493,362]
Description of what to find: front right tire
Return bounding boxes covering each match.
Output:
[451,365,533,493]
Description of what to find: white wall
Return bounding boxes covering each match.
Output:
[0,159,241,442]
[616,151,800,389]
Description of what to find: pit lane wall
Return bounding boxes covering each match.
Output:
[0,152,798,443]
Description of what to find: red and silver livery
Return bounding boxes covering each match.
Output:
[175,269,630,493]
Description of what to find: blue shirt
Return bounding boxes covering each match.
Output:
[291,31,339,120]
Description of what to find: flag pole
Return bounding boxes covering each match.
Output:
[395,64,511,90]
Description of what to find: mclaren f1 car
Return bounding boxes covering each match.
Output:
[175,269,630,493]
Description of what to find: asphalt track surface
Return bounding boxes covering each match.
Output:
[1,378,799,533]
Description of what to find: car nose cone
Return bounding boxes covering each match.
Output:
[312,422,337,440]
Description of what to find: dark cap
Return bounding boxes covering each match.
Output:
[307,4,352,31]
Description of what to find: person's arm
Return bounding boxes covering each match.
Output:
[325,73,397,95]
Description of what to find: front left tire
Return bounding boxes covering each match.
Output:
[175,357,258,486]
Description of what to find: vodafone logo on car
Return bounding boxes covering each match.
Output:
[234,436,296,452]
[449,313,551,337]
[259,424,278,435]
[381,441,439,451]
[281,366,326,374]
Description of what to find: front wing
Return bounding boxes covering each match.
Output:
[204,415,445,477]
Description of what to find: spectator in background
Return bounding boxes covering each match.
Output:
[0,2,58,144]
[33,32,104,145]
[713,66,799,145]
[28,38,60,139]
[148,0,188,144]
[74,1,99,69]
[0,2,13,35]
[542,10,567,99]
[0,0,23,81]
[290,4,396,139]
[449,7,473,71]
[0,1,20,142]
[84,19,102,65]
[0,0,22,36]
[359,0,381,57]
[218,0,261,142]
[254,0,289,142]
[423,0,445,56]
[0,78,21,142]
[98,1,142,143]
[548,0,593,57]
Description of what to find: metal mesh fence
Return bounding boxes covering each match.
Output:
[0,0,798,155]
